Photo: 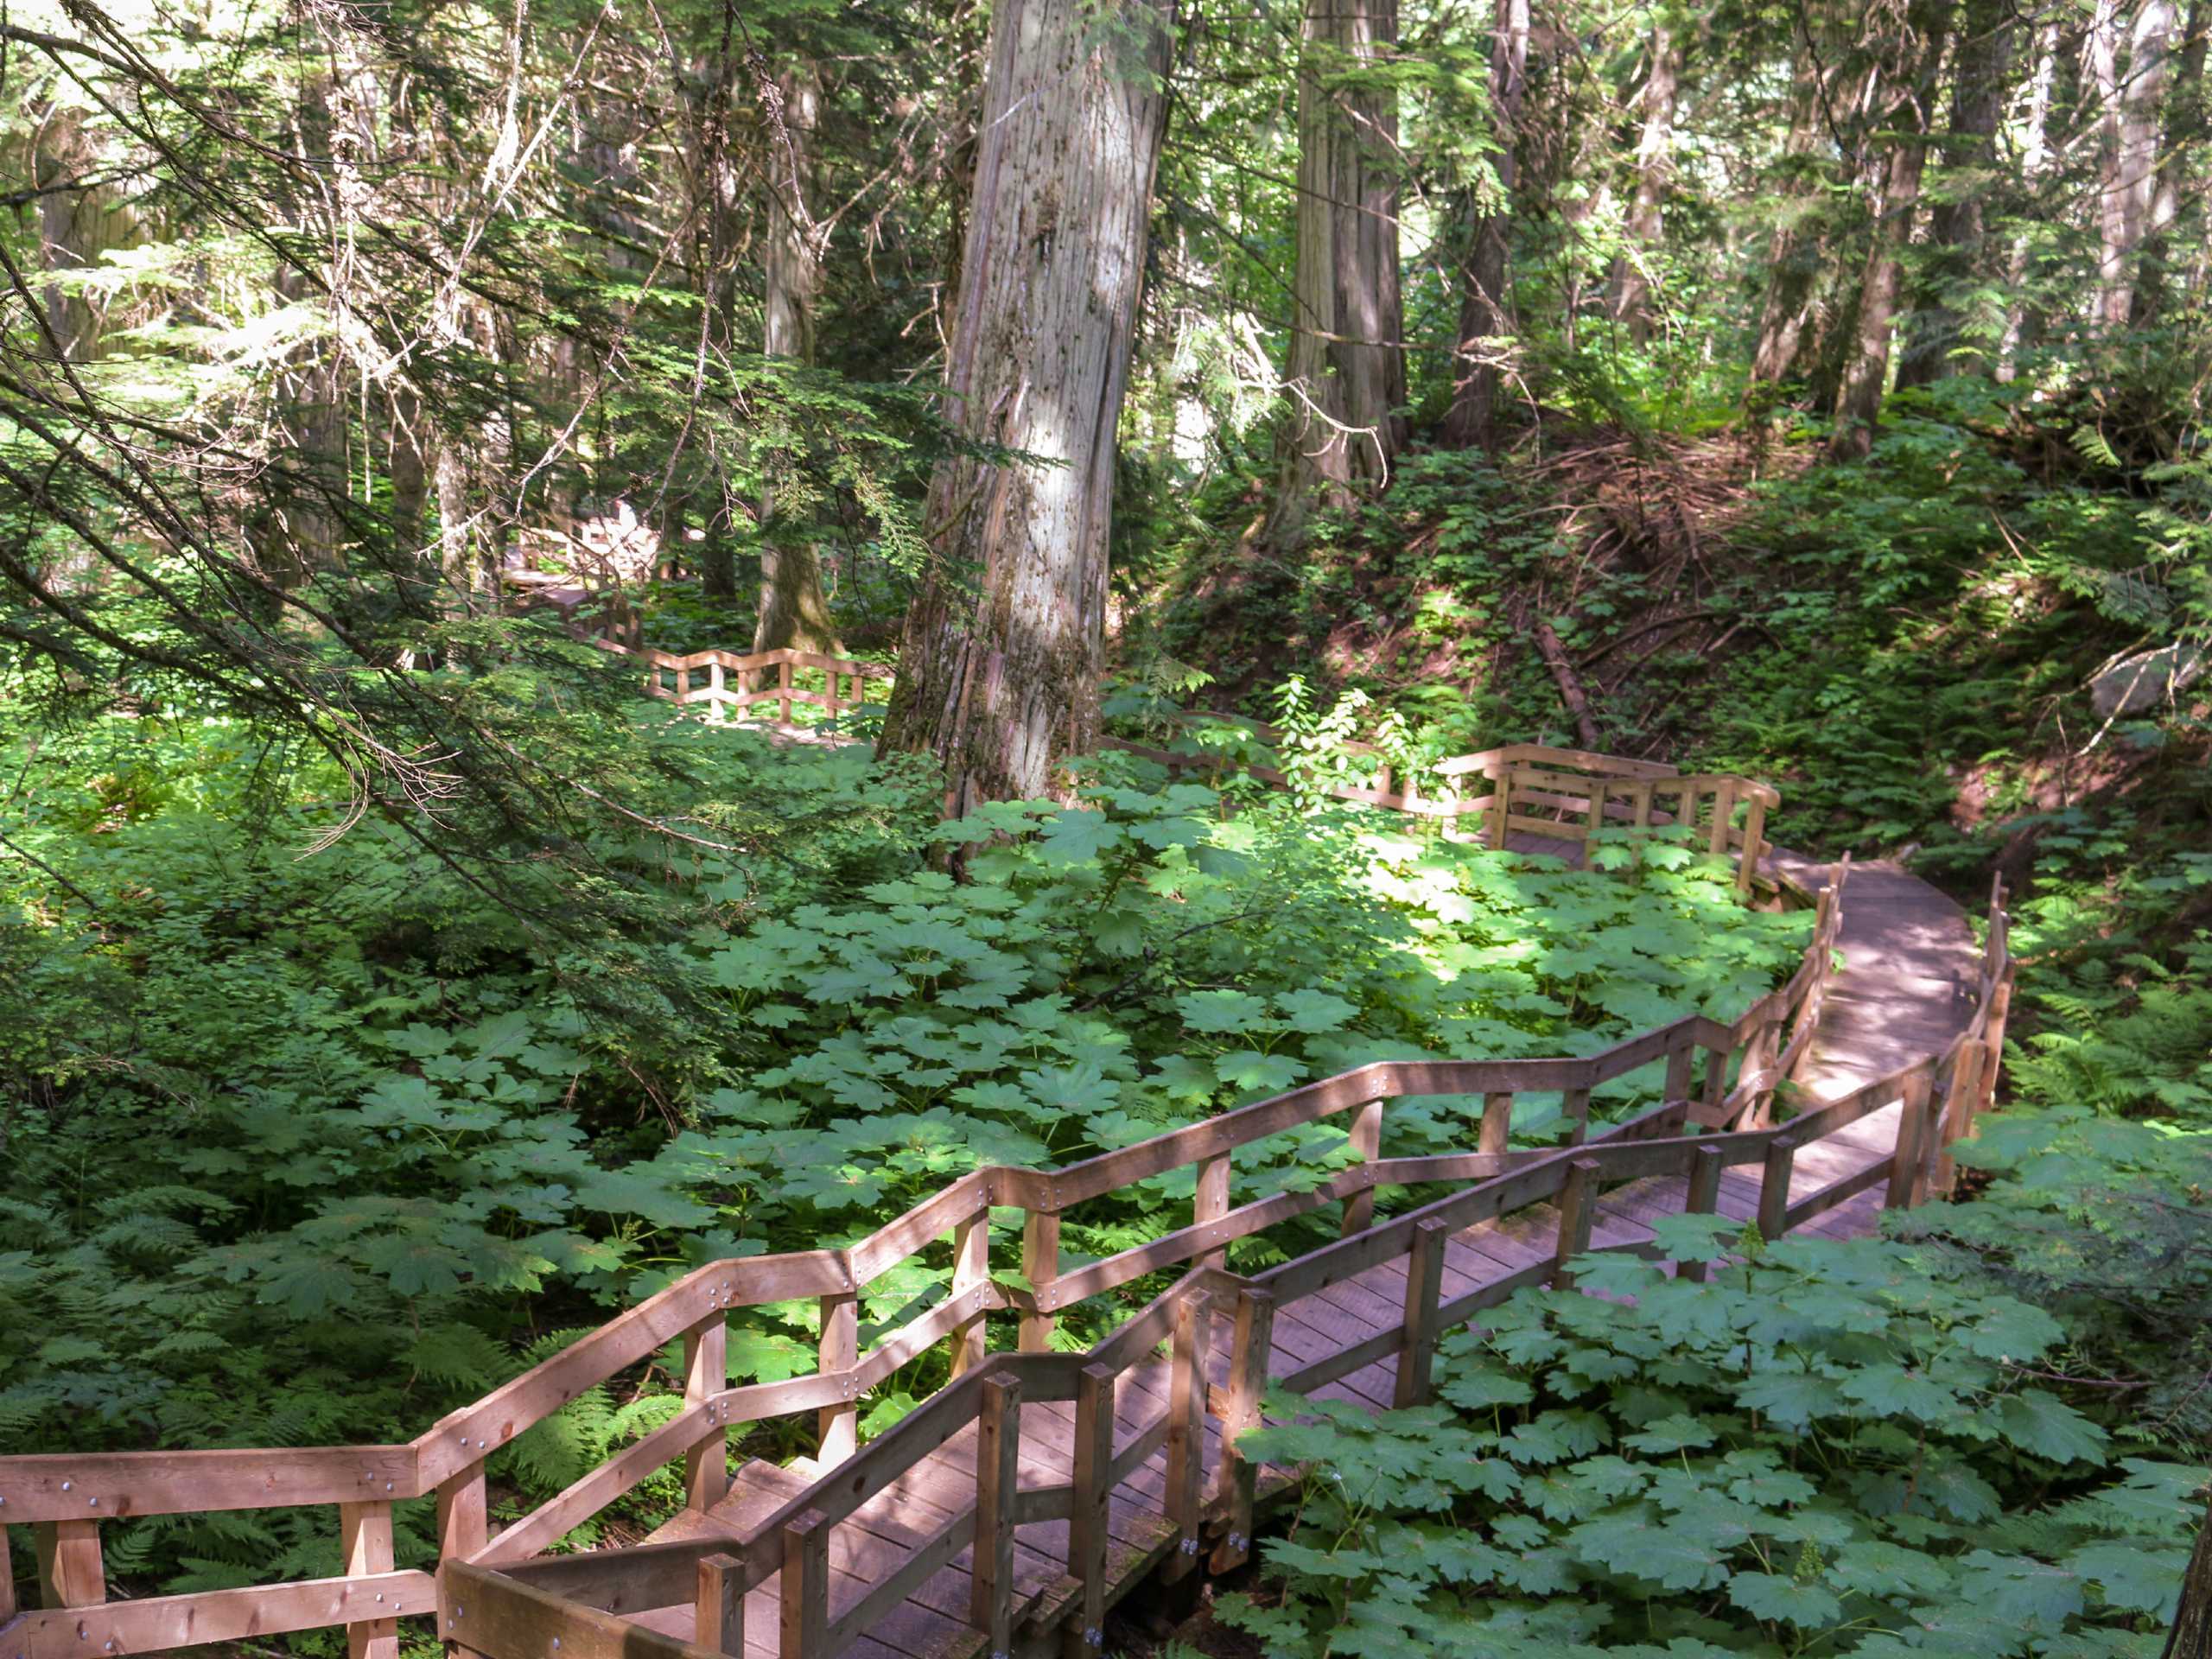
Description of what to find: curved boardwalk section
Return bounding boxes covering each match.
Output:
[0,746,2010,1659]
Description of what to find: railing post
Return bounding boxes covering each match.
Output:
[1706,781,1735,856]
[1211,1288,1275,1573]
[818,1289,858,1465]
[1164,1293,1211,1582]
[1392,1217,1451,1408]
[1974,975,2014,1118]
[1486,759,1509,849]
[1552,1159,1599,1291]
[339,1501,398,1659]
[1737,793,1768,896]
[1067,1363,1116,1656]
[1757,1137,1797,1241]
[1679,1145,1723,1283]
[779,1509,830,1659]
[685,1313,729,1510]
[1885,1071,1937,1211]
[706,661,727,724]
[1,1522,14,1623]
[1020,1208,1061,1351]
[1663,1039,1695,1108]
[778,658,795,725]
[1933,1043,1988,1196]
[1560,1087,1592,1147]
[1339,1098,1384,1235]
[34,1518,103,1608]
[1700,1040,1730,1119]
[697,1553,745,1656]
[1478,1090,1513,1156]
[971,1373,1021,1651]
[950,1208,988,1378]
[436,1460,488,1560]
[1194,1152,1231,1269]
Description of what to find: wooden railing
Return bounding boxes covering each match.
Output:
[1107,734,1777,895]
[1,847,2000,1659]
[591,640,892,727]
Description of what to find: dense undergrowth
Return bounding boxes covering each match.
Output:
[0,695,1804,1591]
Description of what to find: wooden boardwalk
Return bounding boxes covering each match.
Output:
[0,749,2008,1659]
[601,836,1985,1659]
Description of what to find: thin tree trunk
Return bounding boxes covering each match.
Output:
[1262,0,1406,546]
[1897,0,2008,385]
[2168,1493,2212,1658]
[754,64,844,656]
[2096,0,2185,332]
[1608,17,1679,341]
[1748,34,1827,388]
[2138,0,2208,322]
[1997,22,2059,378]
[1830,0,1953,459]
[1444,0,1528,450]
[877,0,1175,813]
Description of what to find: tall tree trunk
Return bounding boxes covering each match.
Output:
[1748,33,1827,388]
[1897,0,2009,385]
[876,0,1175,813]
[2167,1493,2212,1658]
[754,64,845,656]
[1262,0,1406,547]
[2137,0,2208,322]
[1444,0,1529,449]
[1997,22,2059,378]
[1608,16,1679,341]
[1831,0,1953,458]
[2093,0,2177,329]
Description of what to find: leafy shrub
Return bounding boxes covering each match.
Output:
[1222,1224,2207,1657]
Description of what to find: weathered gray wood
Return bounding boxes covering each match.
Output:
[780,1510,830,1659]
[1758,1138,1798,1240]
[972,1374,1021,1649]
[1339,1101,1383,1235]
[1021,1210,1062,1351]
[696,1554,743,1657]
[1211,1291,1274,1574]
[1066,1364,1116,1657]
[1552,1160,1600,1290]
[1392,1217,1451,1408]
[1679,1145,1723,1283]
[684,1319,729,1511]
[1162,1294,1210,1582]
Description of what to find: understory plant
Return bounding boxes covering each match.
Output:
[1223,1224,2207,1657]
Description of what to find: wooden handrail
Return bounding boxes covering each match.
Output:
[3,849,2018,1659]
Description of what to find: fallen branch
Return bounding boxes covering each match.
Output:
[1535,618,1601,749]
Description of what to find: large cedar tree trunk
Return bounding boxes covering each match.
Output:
[1262,0,1406,546]
[876,0,1174,813]
[1444,0,1529,449]
[1997,23,2059,377]
[2170,1493,2212,1657]
[754,65,845,656]
[2137,0,2208,322]
[1607,18,1679,340]
[1829,0,1952,459]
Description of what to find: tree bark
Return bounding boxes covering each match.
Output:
[1748,30,1830,389]
[1896,0,2008,386]
[754,64,844,656]
[1444,0,1529,450]
[2138,0,2208,322]
[1830,0,1953,459]
[1607,17,1679,342]
[1997,22,2059,378]
[2093,0,2177,330]
[2167,1493,2212,1659]
[877,0,1175,813]
[1261,0,1406,546]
